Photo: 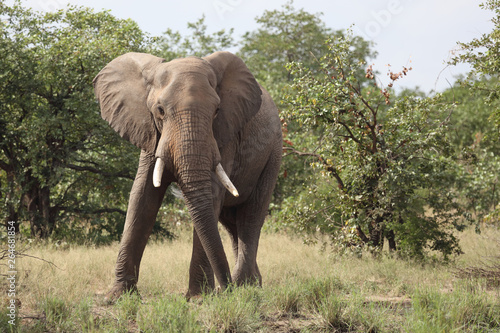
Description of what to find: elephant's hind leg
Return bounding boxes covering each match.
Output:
[232,150,281,286]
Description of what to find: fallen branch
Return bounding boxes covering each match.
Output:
[0,246,60,275]
[455,255,500,286]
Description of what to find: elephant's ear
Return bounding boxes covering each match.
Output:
[204,51,262,149]
[93,52,165,153]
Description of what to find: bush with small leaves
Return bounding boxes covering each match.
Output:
[283,30,464,260]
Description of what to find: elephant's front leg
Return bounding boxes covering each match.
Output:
[106,151,170,303]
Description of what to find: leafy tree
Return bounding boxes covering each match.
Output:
[156,15,235,61]
[0,2,152,240]
[439,82,500,227]
[238,2,374,214]
[283,32,463,259]
[450,0,500,128]
[449,0,500,226]
[443,80,499,153]
[239,1,374,99]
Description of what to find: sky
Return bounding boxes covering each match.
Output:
[9,0,495,93]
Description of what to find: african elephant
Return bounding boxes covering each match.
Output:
[93,51,282,301]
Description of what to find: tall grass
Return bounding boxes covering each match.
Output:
[1,226,499,332]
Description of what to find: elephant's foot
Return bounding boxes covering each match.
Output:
[232,265,262,287]
[104,282,138,304]
[185,283,215,300]
[185,291,204,302]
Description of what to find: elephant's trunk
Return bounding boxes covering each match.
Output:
[169,135,232,290]
[181,181,232,289]
[148,110,238,288]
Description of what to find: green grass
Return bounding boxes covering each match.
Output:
[1,226,499,332]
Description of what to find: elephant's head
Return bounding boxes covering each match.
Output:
[93,52,262,197]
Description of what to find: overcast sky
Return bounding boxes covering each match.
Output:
[9,0,495,92]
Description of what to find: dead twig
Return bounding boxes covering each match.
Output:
[0,246,61,275]
[455,255,500,286]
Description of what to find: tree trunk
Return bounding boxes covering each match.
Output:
[368,218,383,248]
[3,170,20,233]
[24,180,53,238]
[386,229,397,251]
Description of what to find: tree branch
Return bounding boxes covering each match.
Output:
[64,163,134,180]
[60,207,126,216]
[0,159,12,172]
[283,147,345,190]
[356,225,370,243]
[337,120,362,144]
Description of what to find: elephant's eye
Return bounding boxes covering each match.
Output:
[157,106,165,117]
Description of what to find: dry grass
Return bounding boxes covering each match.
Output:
[2,225,500,332]
[455,226,500,286]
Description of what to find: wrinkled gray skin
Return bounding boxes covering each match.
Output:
[93,51,282,301]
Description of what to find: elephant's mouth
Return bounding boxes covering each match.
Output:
[152,157,239,197]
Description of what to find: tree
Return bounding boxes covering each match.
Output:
[238,2,375,214]
[0,2,152,239]
[283,32,463,259]
[239,1,374,100]
[444,81,499,153]
[449,0,500,226]
[441,82,500,227]
[156,15,235,61]
[450,0,500,128]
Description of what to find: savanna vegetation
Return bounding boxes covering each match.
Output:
[2,227,500,332]
[1,0,500,331]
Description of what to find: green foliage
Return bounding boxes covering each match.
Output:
[450,0,500,128]
[444,80,500,153]
[238,2,374,221]
[454,143,500,228]
[448,1,500,227]
[156,15,235,61]
[238,0,332,98]
[283,31,463,259]
[0,1,150,240]
[239,1,374,100]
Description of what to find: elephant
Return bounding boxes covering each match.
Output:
[93,51,282,301]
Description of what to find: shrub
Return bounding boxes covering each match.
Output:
[282,31,464,259]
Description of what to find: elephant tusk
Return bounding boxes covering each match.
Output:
[216,163,239,197]
[153,158,165,187]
